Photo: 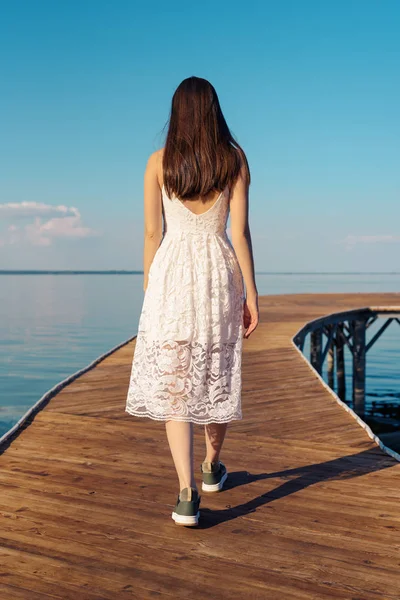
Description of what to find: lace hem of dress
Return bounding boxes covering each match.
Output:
[126,337,243,424]
[124,406,242,425]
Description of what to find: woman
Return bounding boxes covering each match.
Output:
[126,76,259,526]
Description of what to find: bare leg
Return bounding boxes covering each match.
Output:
[204,423,228,463]
[165,420,197,492]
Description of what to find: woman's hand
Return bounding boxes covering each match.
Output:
[243,294,259,339]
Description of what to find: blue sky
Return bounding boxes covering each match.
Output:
[0,0,399,271]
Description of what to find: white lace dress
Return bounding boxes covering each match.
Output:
[125,183,245,424]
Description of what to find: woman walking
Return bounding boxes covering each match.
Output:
[125,76,259,526]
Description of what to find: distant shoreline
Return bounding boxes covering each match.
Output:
[1,270,400,276]
[0,270,144,275]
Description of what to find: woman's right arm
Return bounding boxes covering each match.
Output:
[229,162,259,339]
[143,152,163,292]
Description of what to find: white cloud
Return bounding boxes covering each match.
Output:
[0,201,99,247]
[338,234,400,251]
[0,201,78,219]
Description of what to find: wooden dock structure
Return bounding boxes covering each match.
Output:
[1,292,400,599]
[294,305,400,420]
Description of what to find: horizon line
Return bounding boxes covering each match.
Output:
[1,270,400,276]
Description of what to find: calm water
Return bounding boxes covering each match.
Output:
[1,273,400,438]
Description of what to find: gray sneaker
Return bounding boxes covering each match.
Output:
[171,487,201,526]
[201,460,228,492]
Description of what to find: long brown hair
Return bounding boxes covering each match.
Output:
[162,76,251,200]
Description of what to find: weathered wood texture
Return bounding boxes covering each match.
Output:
[1,292,400,600]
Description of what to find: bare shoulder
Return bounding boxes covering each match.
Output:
[146,148,163,165]
[234,148,251,189]
[146,148,164,187]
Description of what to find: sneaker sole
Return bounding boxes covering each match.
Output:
[171,511,200,526]
[201,471,228,492]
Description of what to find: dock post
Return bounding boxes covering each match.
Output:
[352,318,366,417]
[310,328,323,374]
[336,324,346,401]
[327,327,335,389]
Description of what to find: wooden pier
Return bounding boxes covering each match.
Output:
[1,292,400,599]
